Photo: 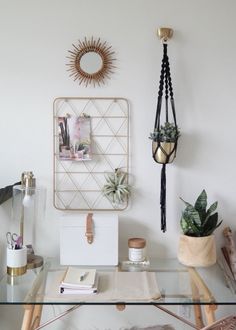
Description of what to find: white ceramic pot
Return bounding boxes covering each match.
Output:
[177,234,216,267]
[6,246,27,276]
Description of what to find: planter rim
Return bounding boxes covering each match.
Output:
[152,140,177,143]
[180,234,215,239]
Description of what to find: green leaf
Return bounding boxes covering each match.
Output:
[182,205,201,227]
[203,212,219,235]
[180,216,201,236]
[180,217,189,234]
[180,190,222,236]
[118,172,127,185]
[194,189,207,213]
[180,197,194,208]
[116,189,121,202]
[105,174,115,185]
[207,201,218,216]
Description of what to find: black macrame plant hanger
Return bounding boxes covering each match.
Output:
[152,41,178,233]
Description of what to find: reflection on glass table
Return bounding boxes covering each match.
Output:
[0,258,236,330]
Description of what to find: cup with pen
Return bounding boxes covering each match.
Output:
[6,231,27,276]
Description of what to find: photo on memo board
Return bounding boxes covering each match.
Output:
[58,115,92,161]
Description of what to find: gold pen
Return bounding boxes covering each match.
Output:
[80,272,88,281]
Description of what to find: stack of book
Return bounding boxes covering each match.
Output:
[59,267,98,294]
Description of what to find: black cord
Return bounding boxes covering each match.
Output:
[160,164,166,232]
[152,42,178,232]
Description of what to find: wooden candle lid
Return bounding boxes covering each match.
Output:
[128,238,146,249]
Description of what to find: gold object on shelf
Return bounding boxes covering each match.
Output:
[157,27,173,42]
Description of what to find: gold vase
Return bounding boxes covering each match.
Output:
[152,141,176,164]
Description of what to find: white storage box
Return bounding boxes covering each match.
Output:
[60,213,118,266]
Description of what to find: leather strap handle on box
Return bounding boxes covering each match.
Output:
[85,213,94,244]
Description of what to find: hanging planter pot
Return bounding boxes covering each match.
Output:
[150,28,180,232]
[152,141,176,164]
[150,122,180,164]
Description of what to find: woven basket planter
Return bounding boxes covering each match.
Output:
[177,234,216,267]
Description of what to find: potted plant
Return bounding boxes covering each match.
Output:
[149,122,180,164]
[102,169,130,206]
[178,189,223,267]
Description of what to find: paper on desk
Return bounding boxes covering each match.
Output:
[110,271,161,301]
[45,271,161,302]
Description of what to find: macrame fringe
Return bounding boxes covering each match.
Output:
[160,164,166,232]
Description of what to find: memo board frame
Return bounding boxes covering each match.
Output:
[53,97,130,211]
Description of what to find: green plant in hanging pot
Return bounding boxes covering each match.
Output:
[102,169,130,207]
[177,189,223,267]
[149,122,180,164]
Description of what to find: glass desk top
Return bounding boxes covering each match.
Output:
[0,258,236,305]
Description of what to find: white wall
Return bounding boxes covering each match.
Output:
[0,0,236,329]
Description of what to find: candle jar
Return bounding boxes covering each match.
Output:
[128,238,146,262]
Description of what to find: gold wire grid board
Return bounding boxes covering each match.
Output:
[53,97,130,211]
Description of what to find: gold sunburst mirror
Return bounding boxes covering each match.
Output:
[67,37,116,87]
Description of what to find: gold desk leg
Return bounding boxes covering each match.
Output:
[204,305,217,325]
[21,304,43,330]
[21,305,35,330]
[21,262,49,330]
[190,275,204,328]
[31,304,43,329]
[188,267,217,328]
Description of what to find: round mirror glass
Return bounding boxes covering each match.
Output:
[80,52,103,74]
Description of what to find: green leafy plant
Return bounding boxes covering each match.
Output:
[180,189,222,237]
[102,169,130,205]
[149,122,180,142]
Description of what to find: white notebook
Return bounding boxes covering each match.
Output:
[60,267,96,289]
[60,274,99,295]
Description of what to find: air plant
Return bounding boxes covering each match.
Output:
[102,169,130,205]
